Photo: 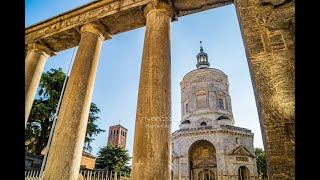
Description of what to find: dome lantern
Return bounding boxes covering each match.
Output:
[196,41,210,68]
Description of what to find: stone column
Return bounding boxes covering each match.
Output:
[42,22,109,180]
[25,43,56,124]
[234,0,295,179]
[131,2,174,179]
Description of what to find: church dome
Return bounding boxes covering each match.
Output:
[179,41,234,128]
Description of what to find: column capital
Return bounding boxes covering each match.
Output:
[26,43,56,57]
[143,1,175,18]
[80,22,112,40]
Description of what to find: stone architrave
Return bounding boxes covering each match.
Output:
[42,22,109,180]
[131,2,174,179]
[25,43,56,124]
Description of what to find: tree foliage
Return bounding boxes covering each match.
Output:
[95,145,131,174]
[84,103,105,152]
[25,68,105,155]
[254,147,268,179]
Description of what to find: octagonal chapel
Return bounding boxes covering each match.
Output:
[171,43,258,180]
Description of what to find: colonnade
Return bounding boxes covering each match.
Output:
[25,2,173,179]
[25,0,295,179]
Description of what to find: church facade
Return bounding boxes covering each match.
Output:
[172,43,258,180]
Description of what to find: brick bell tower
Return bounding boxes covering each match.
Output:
[107,123,128,149]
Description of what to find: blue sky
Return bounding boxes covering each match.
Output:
[26,0,264,158]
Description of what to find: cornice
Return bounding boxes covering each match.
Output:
[172,126,253,140]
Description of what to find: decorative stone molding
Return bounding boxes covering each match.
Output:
[180,68,227,90]
[196,118,211,123]
[143,1,175,18]
[195,89,208,96]
[227,145,255,158]
[26,43,56,57]
[80,22,111,40]
[172,127,253,140]
[236,156,249,162]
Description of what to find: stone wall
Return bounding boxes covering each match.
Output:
[234,0,295,179]
[172,127,257,179]
[26,151,96,170]
[180,68,234,127]
[80,152,96,170]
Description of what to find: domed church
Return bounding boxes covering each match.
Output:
[171,42,258,180]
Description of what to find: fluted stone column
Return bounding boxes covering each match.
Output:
[25,43,56,124]
[131,2,174,179]
[43,22,109,180]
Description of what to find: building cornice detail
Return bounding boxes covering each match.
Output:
[172,126,253,140]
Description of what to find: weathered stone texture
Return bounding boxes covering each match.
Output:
[43,22,107,180]
[25,0,155,53]
[25,43,55,124]
[234,0,295,179]
[172,64,258,179]
[180,68,234,127]
[131,2,173,179]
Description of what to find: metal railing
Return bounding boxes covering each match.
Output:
[25,169,131,180]
[25,170,42,180]
[79,169,130,180]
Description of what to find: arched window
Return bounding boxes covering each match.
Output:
[217,116,229,120]
[181,120,191,124]
[200,122,207,126]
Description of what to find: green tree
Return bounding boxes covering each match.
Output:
[25,68,105,155]
[254,147,268,179]
[84,103,105,152]
[95,145,131,174]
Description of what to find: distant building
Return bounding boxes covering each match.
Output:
[27,147,97,170]
[80,151,96,170]
[107,124,128,149]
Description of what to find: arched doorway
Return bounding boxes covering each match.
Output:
[238,166,250,180]
[189,140,216,180]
